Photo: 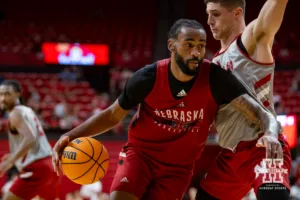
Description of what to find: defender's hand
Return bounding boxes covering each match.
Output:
[256,133,283,159]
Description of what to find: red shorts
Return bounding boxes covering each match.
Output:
[110,147,193,200]
[10,156,60,200]
[200,134,292,200]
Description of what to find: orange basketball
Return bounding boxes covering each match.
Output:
[61,137,109,185]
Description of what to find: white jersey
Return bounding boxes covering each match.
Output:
[8,105,52,171]
[213,35,276,150]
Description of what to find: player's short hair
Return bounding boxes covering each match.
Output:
[204,0,246,12]
[1,79,23,94]
[168,19,205,40]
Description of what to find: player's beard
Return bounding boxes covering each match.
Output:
[174,49,203,76]
[0,104,5,111]
[1,99,20,111]
[0,103,10,111]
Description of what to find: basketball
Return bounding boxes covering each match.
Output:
[61,137,110,185]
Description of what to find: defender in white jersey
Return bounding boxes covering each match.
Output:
[196,0,291,200]
[0,80,59,200]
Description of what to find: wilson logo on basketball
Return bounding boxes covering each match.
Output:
[73,139,83,144]
[63,151,77,160]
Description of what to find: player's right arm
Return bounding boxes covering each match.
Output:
[61,100,130,140]
[242,0,288,62]
[52,64,157,175]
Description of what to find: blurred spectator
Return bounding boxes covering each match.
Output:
[59,104,80,130]
[121,51,132,63]
[109,67,134,99]
[91,97,103,116]
[294,157,300,186]
[109,67,122,99]
[45,115,60,130]
[290,69,300,93]
[273,91,287,115]
[275,102,287,115]
[31,34,42,53]
[70,66,84,81]
[291,156,300,200]
[54,99,67,119]
[66,191,83,200]
[58,34,69,43]
[98,93,110,109]
[0,76,4,84]
[290,186,300,200]
[290,79,300,93]
[27,85,41,102]
[273,92,282,107]
[59,67,78,82]
[79,181,103,200]
[27,99,41,114]
[278,48,292,65]
[118,69,133,93]
[91,94,110,116]
[43,93,54,104]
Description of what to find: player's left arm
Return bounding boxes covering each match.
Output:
[230,95,283,159]
[7,110,37,164]
[210,63,282,158]
[242,0,288,51]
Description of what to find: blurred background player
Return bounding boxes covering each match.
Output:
[0,80,59,200]
[197,0,291,200]
[52,19,280,200]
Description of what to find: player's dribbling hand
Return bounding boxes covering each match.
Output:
[52,135,70,176]
[256,133,283,159]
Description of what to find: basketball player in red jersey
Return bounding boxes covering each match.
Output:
[0,80,59,200]
[197,0,291,200]
[53,19,281,200]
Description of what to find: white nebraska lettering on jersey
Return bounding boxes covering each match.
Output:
[154,109,204,122]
